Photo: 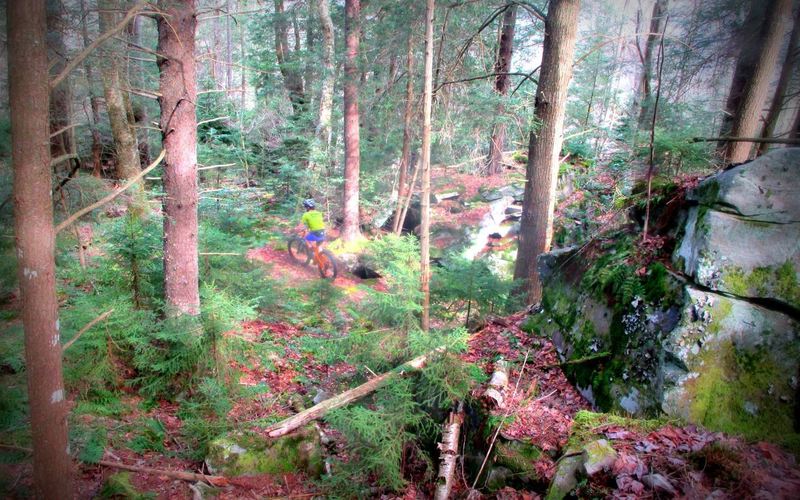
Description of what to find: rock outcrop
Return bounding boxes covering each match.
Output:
[531,148,800,448]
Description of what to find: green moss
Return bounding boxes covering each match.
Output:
[687,339,799,455]
[723,261,799,306]
[567,411,668,450]
[494,441,544,481]
[99,472,155,499]
[707,299,732,335]
[693,179,720,207]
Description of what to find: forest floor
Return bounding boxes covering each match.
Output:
[2,163,800,498]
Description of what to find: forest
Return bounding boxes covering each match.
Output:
[1,0,800,498]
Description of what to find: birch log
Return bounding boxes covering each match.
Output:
[483,359,509,408]
[434,411,464,500]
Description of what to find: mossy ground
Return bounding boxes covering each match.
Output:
[567,410,669,450]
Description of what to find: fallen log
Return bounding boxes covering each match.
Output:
[482,359,509,408]
[265,347,446,438]
[541,351,611,370]
[434,408,464,500]
[97,460,228,487]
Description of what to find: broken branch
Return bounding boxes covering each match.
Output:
[63,309,115,352]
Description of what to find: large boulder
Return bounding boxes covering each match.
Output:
[662,286,799,443]
[674,148,800,309]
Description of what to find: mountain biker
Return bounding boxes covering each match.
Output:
[300,198,325,248]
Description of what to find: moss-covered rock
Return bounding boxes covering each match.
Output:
[582,439,617,476]
[494,440,544,483]
[205,425,324,477]
[663,287,800,452]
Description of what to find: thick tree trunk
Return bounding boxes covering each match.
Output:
[274,0,306,115]
[636,0,668,129]
[725,0,793,164]
[486,4,517,176]
[99,0,145,215]
[79,0,104,176]
[315,0,334,148]
[157,0,200,317]
[341,0,362,242]
[420,0,434,331]
[47,0,73,164]
[8,1,74,497]
[392,29,415,234]
[758,8,800,155]
[512,0,580,305]
[718,2,770,147]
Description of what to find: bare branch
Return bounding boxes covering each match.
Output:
[55,149,166,234]
[51,1,153,89]
[63,309,115,352]
[50,154,79,168]
[197,116,230,127]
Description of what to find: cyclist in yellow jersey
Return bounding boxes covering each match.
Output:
[300,198,326,246]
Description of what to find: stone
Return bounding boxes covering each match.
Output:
[689,148,800,224]
[206,425,324,477]
[641,473,677,495]
[673,206,800,309]
[582,439,617,476]
[545,452,584,500]
[494,441,544,483]
[662,286,799,439]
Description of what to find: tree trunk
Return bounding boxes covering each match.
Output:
[420,0,434,331]
[392,29,416,234]
[8,1,74,496]
[718,1,770,147]
[434,410,463,500]
[758,8,800,155]
[315,0,334,148]
[341,0,362,242]
[80,0,104,176]
[512,0,580,305]
[226,0,233,91]
[636,0,668,129]
[274,0,306,115]
[130,14,151,165]
[157,0,200,317]
[486,4,517,176]
[725,0,793,164]
[46,0,73,165]
[99,0,145,215]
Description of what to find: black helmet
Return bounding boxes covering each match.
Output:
[303,198,316,209]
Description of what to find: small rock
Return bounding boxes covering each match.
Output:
[583,439,618,476]
[641,473,677,495]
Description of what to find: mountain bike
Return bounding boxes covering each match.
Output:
[287,234,338,279]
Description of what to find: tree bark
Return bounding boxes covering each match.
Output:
[636,0,668,129]
[392,29,416,234]
[157,0,200,317]
[486,4,517,176]
[758,8,800,155]
[315,0,334,148]
[725,0,793,164]
[8,1,74,496]
[512,0,580,305]
[226,0,233,91]
[718,1,770,147]
[130,13,151,165]
[434,410,463,500]
[79,0,104,176]
[420,0,435,331]
[274,0,306,115]
[341,0,362,242]
[99,0,145,215]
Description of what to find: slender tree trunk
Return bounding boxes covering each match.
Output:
[512,0,580,305]
[758,8,800,155]
[80,0,104,176]
[226,0,233,91]
[718,1,770,148]
[8,1,73,496]
[315,0,334,148]
[486,4,517,176]
[392,29,416,235]
[99,0,145,215]
[47,0,73,166]
[274,0,306,115]
[420,0,435,331]
[130,14,151,165]
[726,0,793,164]
[240,7,246,110]
[637,0,668,129]
[341,0,362,242]
[157,0,200,317]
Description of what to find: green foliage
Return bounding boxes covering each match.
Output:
[361,235,422,329]
[326,378,431,493]
[128,418,167,454]
[99,472,155,500]
[432,254,520,323]
[176,377,232,460]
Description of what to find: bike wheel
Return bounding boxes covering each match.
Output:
[287,237,311,265]
[317,249,338,279]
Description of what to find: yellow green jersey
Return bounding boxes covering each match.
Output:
[301,210,325,231]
